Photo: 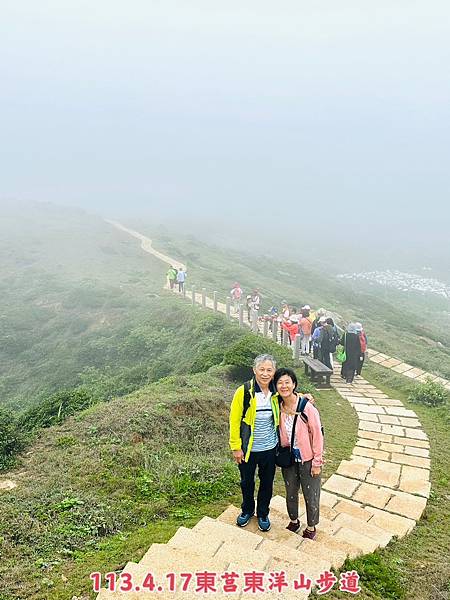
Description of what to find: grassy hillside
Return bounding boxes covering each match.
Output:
[0,367,355,600]
[0,204,167,410]
[137,224,450,379]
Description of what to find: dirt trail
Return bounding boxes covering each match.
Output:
[107,220,186,271]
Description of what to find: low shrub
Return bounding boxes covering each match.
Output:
[223,334,293,369]
[19,388,95,430]
[0,408,26,471]
[408,378,448,407]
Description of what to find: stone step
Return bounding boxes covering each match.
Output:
[96,561,186,599]
[193,515,263,550]
[216,505,302,548]
[166,526,222,557]
[139,543,228,574]
[331,513,392,547]
[214,540,272,570]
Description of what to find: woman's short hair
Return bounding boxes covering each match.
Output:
[253,354,277,369]
[273,367,298,389]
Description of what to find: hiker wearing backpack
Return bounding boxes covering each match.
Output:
[166,265,178,290]
[340,323,362,383]
[320,317,340,369]
[311,316,326,359]
[274,367,323,539]
[229,354,279,532]
[355,322,368,376]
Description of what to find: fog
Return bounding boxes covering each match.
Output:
[1,1,449,265]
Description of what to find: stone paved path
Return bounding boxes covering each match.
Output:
[96,222,433,598]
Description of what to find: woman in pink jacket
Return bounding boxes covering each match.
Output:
[274,367,324,539]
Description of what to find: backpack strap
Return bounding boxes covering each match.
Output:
[298,396,309,424]
[242,380,251,419]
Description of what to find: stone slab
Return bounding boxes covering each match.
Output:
[365,507,416,538]
[359,421,383,433]
[356,438,379,449]
[385,492,427,520]
[380,358,402,368]
[392,363,414,374]
[366,467,400,489]
[359,430,393,443]
[337,460,371,481]
[333,499,372,521]
[352,482,394,509]
[270,495,288,514]
[356,405,386,414]
[323,474,361,498]
[398,479,431,497]
[403,368,426,379]
[394,436,429,448]
[379,442,404,453]
[350,455,374,466]
[333,527,378,554]
[370,353,390,364]
[167,526,222,557]
[378,415,401,425]
[404,428,428,440]
[398,418,421,428]
[403,445,430,458]
[332,513,392,547]
[353,447,390,461]
[356,412,379,423]
[348,397,376,405]
[320,490,340,508]
[372,398,404,406]
[384,407,417,418]
[380,424,406,436]
[391,454,431,469]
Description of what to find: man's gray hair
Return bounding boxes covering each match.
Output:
[253,354,277,369]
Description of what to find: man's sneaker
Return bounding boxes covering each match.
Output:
[302,527,317,540]
[257,516,271,532]
[286,519,301,533]
[236,512,253,527]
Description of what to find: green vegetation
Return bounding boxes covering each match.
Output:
[408,377,448,407]
[223,333,293,369]
[1,206,449,600]
[0,408,26,471]
[0,367,355,600]
[143,225,450,379]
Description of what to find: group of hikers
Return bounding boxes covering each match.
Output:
[166,265,187,293]
[230,355,323,537]
[230,285,368,385]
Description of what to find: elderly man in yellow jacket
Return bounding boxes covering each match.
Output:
[229,354,280,532]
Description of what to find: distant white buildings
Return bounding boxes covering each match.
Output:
[336,269,450,299]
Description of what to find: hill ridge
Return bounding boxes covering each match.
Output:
[93,223,432,598]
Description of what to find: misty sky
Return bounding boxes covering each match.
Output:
[1,1,449,236]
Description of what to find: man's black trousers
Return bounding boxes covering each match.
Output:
[238,447,276,518]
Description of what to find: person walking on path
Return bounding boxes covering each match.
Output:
[230,282,243,313]
[355,322,368,376]
[275,368,323,539]
[340,323,362,383]
[299,311,313,355]
[166,265,177,290]
[311,316,326,359]
[319,318,340,369]
[229,354,279,532]
[176,268,187,293]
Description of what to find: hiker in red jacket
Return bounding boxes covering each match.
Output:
[355,322,368,376]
